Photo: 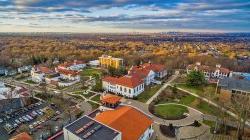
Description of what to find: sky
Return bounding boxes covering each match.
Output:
[0,0,250,33]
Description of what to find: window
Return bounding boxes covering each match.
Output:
[124,88,127,92]
[129,89,131,94]
[120,87,122,91]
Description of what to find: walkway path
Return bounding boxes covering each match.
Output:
[174,86,250,126]
[146,74,179,105]
[123,99,203,127]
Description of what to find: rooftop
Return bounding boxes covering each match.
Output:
[64,115,120,140]
[95,106,153,140]
[218,77,250,93]
[103,75,143,88]
[10,132,32,140]
[100,94,122,104]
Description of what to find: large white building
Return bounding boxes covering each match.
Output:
[31,66,56,83]
[63,105,153,140]
[102,75,144,98]
[187,62,231,80]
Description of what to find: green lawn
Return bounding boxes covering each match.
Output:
[73,91,95,98]
[91,94,101,102]
[179,95,196,105]
[203,120,216,127]
[137,85,162,103]
[87,101,99,110]
[81,68,103,78]
[176,84,216,96]
[154,104,188,119]
[25,80,36,84]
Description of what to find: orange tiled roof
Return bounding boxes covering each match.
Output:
[95,106,153,140]
[35,66,54,74]
[103,75,143,88]
[128,63,165,78]
[57,68,79,76]
[10,132,32,140]
[101,94,122,104]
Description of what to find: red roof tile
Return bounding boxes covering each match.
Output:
[10,132,32,140]
[101,94,122,104]
[103,75,143,88]
[95,106,153,140]
[57,68,79,76]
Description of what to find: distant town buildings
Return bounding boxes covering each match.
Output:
[88,60,100,67]
[187,62,231,80]
[99,55,123,69]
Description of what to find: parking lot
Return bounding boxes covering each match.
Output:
[0,99,63,140]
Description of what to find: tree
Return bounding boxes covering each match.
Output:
[186,71,206,87]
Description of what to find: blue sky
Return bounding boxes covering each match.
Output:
[0,0,249,33]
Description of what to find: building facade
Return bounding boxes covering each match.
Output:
[102,75,144,98]
[99,55,123,69]
[187,62,231,80]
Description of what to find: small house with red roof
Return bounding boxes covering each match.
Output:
[57,60,86,71]
[187,62,231,80]
[31,65,56,83]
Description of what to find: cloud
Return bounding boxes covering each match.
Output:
[0,0,249,32]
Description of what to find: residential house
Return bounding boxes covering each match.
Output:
[5,68,17,76]
[128,62,167,85]
[17,65,32,74]
[57,60,86,71]
[0,66,6,75]
[218,77,250,101]
[99,55,123,69]
[56,68,80,81]
[102,75,144,98]
[10,132,32,140]
[88,60,100,67]
[31,66,56,83]
[187,62,231,80]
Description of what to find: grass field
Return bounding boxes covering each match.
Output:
[154,104,188,119]
[137,85,162,103]
[91,94,101,102]
[87,101,99,109]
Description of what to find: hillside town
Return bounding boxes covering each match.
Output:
[0,52,249,140]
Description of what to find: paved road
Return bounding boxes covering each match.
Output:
[146,74,179,105]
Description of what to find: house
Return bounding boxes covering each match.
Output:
[218,77,250,101]
[10,132,32,140]
[63,116,122,140]
[99,55,123,69]
[128,62,167,85]
[31,65,56,83]
[0,66,6,75]
[63,105,153,140]
[58,60,86,71]
[88,60,100,67]
[5,68,18,76]
[100,93,122,110]
[17,65,32,74]
[187,62,231,80]
[0,82,11,96]
[56,68,80,81]
[102,75,144,98]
